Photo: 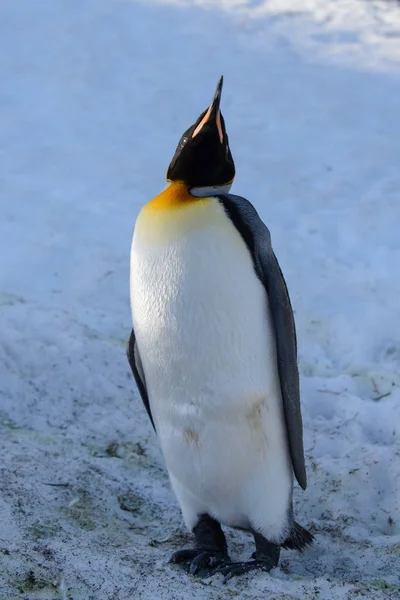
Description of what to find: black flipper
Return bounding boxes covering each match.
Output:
[217,193,307,490]
[127,328,156,431]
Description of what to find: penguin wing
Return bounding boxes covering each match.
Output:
[217,194,307,490]
[127,328,156,431]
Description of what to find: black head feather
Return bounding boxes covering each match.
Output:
[166,76,235,188]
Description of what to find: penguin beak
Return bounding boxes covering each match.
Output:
[209,75,223,117]
[192,76,224,143]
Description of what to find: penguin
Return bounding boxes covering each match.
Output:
[127,76,313,581]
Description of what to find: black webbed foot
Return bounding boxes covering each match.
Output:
[202,533,280,582]
[206,558,276,583]
[169,519,288,581]
[168,548,199,564]
[169,514,230,577]
[169,547,230,576]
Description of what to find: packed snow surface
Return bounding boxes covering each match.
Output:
[0,1,399,598]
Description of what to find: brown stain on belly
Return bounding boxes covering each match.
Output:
[183,428,200,447]
[247,399,268,425]
[247,399,269,448]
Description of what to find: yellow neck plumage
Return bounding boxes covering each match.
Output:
[143,182,204,213]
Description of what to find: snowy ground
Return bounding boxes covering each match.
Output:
[1,1,400,598]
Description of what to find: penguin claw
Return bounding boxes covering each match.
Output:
[169,549,276,581]
[206,559,276,583]
[168,548,230,577]
[189,551,230,576]
[168,548,200,564]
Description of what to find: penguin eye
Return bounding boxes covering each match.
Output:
[225,144,229,155]
[181,137,188,148]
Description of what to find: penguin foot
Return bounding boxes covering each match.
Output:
[169,548,231,576]
[204,531,281,580]
[169,514,230,577]
[207,558,277,583]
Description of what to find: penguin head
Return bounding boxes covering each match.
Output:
[166,76,235,193]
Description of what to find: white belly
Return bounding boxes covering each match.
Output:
[130,198,292,541]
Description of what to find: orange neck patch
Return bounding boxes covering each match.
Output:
[144,182,204,212]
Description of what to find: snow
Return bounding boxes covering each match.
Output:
[0,0,399,598]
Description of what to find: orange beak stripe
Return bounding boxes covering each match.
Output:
[192,107,224,144]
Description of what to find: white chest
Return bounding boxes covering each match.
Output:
[130,199,277,412]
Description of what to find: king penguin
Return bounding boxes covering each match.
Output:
[128,76,313,580]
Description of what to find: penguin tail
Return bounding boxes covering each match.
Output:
[282,522,314,551]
